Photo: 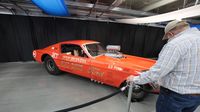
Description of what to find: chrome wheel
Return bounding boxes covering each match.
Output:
[44,55,61,75]
[47,60,55,71]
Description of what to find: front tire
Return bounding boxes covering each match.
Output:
[44,55,61,75]
[123,84,147,102]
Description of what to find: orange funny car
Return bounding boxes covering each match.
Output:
[33,40,157,101]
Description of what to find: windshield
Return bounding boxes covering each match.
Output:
[85,43,106,57]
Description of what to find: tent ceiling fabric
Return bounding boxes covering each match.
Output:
[118,4,200,24]
[0,0,199,25]
[32,0,70,16]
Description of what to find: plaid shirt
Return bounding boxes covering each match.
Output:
[134,28,200,94]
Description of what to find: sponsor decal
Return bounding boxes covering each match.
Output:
[108,64,114,69]
[108,65,123,71]
[71,63,83,71]
[89,67,104,77]
[62,56,86,64]
[60,61,71,69]
[60,61,83,71]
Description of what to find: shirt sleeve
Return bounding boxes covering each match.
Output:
[133,43,181,85]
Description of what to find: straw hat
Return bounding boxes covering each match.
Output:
[162,20,189,40]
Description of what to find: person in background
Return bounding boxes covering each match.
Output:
[127,20,200,112]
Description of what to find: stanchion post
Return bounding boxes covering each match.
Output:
[126,81,134,112]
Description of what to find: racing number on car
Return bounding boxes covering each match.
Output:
[33,51,37,58]
[51,52,59,59]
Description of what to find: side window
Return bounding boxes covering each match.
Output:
[61,44,88,58]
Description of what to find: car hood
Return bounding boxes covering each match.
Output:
[95,54,156,72]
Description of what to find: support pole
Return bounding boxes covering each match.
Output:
[195,0,199,5]
[126,81,134,112]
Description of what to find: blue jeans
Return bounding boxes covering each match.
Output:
[156,87,200,112]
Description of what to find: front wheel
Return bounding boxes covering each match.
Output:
[124,84,147,102]
[44,55,61,75]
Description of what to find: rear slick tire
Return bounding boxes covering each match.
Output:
[44,55,61,75]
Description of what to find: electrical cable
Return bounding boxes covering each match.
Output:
[54,83,158,112]
[55,86,127,112]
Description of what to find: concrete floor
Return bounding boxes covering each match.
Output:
[0,62,199,112]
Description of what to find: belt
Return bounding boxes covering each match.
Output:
[160,86,200,96]
[160,86,174,94]
[186,94,200,96]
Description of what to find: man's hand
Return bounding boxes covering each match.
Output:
[127,75,134,82]
[126,75,140,84]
